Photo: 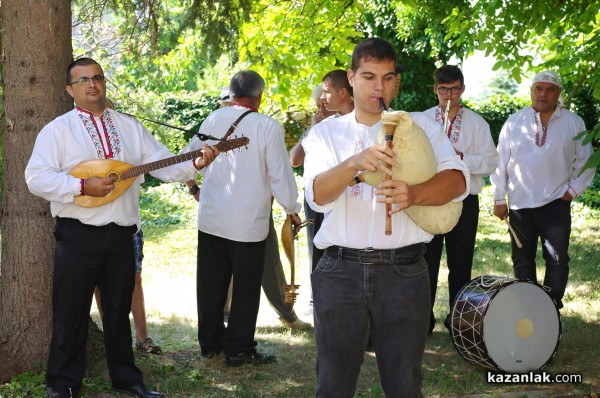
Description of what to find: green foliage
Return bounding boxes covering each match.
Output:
[486,70,519,98]
[104,84,220,156]
[73,0,252,92]
[139,183,198,227]
[440,0,600,100]
[358,0,456,111]
[238,0,362,111]
[577,173,600,210]
[278,109,313,177]
[158,93,221,149]
[69,0,600,206]
[0,370,46,397]
[464,95,529,145]
[568,83,600,139]
[575,121,600,206]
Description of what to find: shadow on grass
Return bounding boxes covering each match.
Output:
[79,313,599,398]
[424,314,600,397]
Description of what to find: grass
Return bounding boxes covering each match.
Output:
[1,183,599,397]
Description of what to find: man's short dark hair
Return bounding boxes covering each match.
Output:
[351,38,396,72]
[434,65,464,86]
[322,69,353,97]
[229,70,266,100]
[66,57,102,85]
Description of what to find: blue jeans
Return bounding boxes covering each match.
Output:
[312,244,429,398]
[133,229,144,272]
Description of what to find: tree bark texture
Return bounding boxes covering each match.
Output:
[0,0,73,381]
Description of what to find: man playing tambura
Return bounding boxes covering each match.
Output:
[303,38,469,397]
[491,70,595,309]
[423,65,498,334]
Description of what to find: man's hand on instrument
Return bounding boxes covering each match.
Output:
[193,144,220,169]
[375,179,414,214]
[350,145,397,176]
[290,213,302,227]
[493,204,509,220]
[84,177,114,197]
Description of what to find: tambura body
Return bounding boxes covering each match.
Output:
[450,275,561,373]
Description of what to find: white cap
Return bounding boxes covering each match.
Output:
[532,70,561,87]
[532,70,564,108]
[220,87,232,103]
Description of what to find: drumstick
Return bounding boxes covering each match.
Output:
[379,97,393,235]
[505,219,523,248]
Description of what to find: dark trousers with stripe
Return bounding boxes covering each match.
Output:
[509,198,571,306]
[197,231,266,356]
[46,218,142,396]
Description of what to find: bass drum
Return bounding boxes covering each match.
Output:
[450,275,561,373]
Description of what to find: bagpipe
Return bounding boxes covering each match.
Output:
[349,69,462,235]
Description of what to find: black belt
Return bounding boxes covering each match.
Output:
[57,217,132,229]
[324,243,424,265]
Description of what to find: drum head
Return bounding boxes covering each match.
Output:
[483,281,561,372]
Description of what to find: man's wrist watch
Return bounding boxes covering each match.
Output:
[188,184,200,195]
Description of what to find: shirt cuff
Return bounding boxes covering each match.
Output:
[568,186,578,199]
[74,179,84,197]
[494,199,507,205]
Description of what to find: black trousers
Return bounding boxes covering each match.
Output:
[197,231,266,356]
[46,218,142,395]
[304,197,324,272]
[509,198,571,306]
[425,194,480,318]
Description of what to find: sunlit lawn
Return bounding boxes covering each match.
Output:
[1,183,598,397]
[111,184,599,397]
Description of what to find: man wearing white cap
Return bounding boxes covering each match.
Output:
[220,86,233,106]
[491,70,595,309]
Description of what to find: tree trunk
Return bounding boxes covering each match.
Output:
[86,318,106,367]
[0,0,73,381]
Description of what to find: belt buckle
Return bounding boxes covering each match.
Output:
[359,247,375,265]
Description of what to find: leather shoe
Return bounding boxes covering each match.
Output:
[46,386,80,398]
[225,351,276,367]
[113,383,164,398]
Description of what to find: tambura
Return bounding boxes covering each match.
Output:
[450,275,561,373]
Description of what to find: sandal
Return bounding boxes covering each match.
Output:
[136,337,162,355]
